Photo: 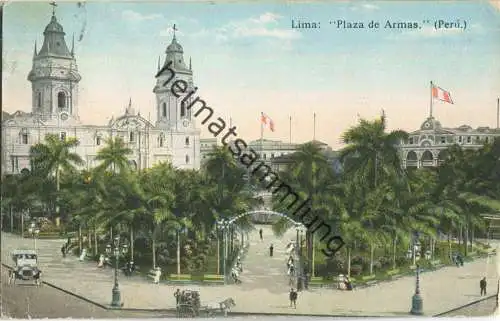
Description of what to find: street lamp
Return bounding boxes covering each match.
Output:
[295,223,304,291]
[217,219,229,285]
[28,222,40,251]
[106,236,129,308]
[410,264,423,315]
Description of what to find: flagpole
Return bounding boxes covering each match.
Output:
[260,112,264,160]
[430,81,434,118]
[313,112,316,140]
[289,116,292,144]
[496,98,499,129]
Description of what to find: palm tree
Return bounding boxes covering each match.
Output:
[340,112,408,188]
[273,141,331,275]
[30,133,84,222]
[141,163,177,269]
[94,137,133,174]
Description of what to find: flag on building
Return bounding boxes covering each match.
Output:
[260,112,275,132]
[432,84,453,104]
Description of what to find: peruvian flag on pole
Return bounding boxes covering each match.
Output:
[432,83,454,104]
[261,112,275,132]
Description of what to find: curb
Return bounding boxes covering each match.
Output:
[433,294,497,316]
[3,262,496,317]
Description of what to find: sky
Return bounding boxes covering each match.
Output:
[3,0,500,149]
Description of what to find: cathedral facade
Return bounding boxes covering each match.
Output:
[2,12,201,175]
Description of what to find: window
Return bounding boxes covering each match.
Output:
[466,136,471,143]
[96,136,101,146]
[458,136,463,143]
[263,154,267,160]
[185,137,190,146]
[271,153,275,159]
[180,102,186,117]
[37,92,42,108]
[408,137,413,144]
[57,92,66,109]
[485,137,489,143]
[162,103,167,117]
[185,155,190,164]
[129,132,134,142]
[21,134,28,144]
[159,136,164,147]
[441,137,446,144]
[60,132,66,141]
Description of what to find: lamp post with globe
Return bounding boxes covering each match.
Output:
[106,236,129,308]
[28,222,40,251]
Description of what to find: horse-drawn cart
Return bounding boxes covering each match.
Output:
[175,289,235,318]
[8,249,42,286]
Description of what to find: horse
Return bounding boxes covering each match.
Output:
[219,298,236,315]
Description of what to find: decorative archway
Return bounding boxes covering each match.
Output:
[227,210,302,226]
[214,210,305,285]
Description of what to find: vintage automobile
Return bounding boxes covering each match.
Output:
[8,249,42,286]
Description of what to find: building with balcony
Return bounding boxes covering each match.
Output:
[400,116,500,168]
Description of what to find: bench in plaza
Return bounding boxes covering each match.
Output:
[202,274,224,285]
[386,268,401,278]
[361,275,377,286]
[168,274,191,281]
[308,276,326,287]
[430,259,444,269]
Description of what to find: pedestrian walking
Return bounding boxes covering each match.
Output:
[174,289,181,305]
[480,277,487,296]
[289,288,298,308]
[259,229,263,241]
[269,244,274,257]
[61,244,66,258]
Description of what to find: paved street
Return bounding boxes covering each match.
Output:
[238,226,296,292]
[0,268,168,318]
[2,226,499,316]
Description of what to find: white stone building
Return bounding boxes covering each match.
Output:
[400,116,500,168]
[1,11,200,175]
[200,138,218,164]
[248,139,299,162]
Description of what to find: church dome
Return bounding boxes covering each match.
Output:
[166,37,183,53]
[44,15,64,34]
[420,117,442,130]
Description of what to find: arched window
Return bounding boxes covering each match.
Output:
[180,102,186,117]
[185,137,190,146]
[37,92,42,108]
[58,92,66,109]
[159,135,164,147]
[185,155,190,164]
[162,103,167,117]
[129,132,134,142]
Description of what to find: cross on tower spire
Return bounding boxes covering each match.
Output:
[172,24,177,39]
[49,1,58,16]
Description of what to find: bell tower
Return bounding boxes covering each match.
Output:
[153,25,195,129]
[27,3,81,122]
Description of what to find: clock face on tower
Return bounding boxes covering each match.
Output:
[182,119,190,128]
